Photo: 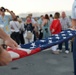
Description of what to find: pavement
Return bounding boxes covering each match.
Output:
[0,49,74,75]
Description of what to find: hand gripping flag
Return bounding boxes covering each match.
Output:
[7,29,76,61]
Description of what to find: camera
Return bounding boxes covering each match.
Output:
[0,7,6,12]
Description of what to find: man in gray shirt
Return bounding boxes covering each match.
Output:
[60,12,71,30]
[59,11,71,54]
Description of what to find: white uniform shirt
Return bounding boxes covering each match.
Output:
[72,0,76,19]
[10,21,20,32]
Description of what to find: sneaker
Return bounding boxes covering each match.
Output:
[58,50,62,53]
[52,51,59,55]
[65,50,69,54]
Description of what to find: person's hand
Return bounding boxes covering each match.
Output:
[73,26,76,30]
[6,9,10,13]
[52,29,55,33]
[70,26,76,30]
[5,37,18,49]
[0,46,12,66]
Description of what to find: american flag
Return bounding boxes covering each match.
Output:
[7,29,76,61]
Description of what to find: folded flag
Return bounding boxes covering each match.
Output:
[7,29,76,60]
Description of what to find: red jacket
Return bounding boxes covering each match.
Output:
[50,19,62,34]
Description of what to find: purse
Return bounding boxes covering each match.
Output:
[26,31,33,39]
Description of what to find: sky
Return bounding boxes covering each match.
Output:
[0,0,74,15]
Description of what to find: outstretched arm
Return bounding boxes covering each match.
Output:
[6,9,16,19]
[72,19,76,29]
[0,28,18,66]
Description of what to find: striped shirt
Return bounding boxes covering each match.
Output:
[60,17,71,30]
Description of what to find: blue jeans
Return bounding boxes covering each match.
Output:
[73,37,76,75]
[58,40,69,51]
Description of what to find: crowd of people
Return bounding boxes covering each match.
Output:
[0,0,75,74]
[0,7,72,55]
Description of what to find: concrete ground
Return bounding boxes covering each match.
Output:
[0,49,74,75]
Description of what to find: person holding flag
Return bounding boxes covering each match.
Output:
[72,0,76,75]
[0,28,18,66]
